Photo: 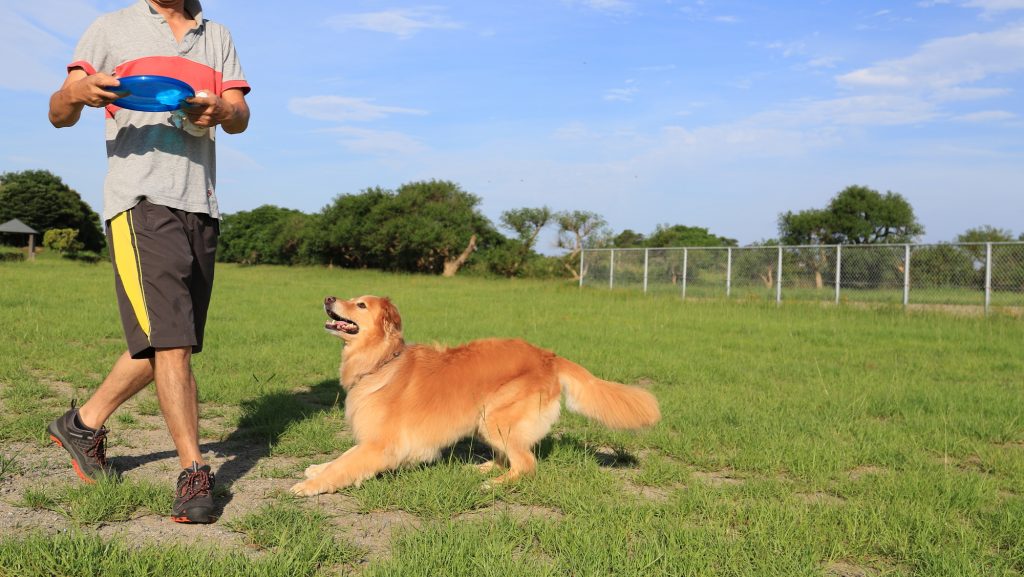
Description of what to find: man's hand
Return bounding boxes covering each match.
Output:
[69,73,125,108]
[49,69,123,128]
[183,88,250,134]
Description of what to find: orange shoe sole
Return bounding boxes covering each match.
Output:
[50,434,96,484]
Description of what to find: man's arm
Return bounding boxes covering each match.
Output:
[48,69,123,128]
[184,88,250,134]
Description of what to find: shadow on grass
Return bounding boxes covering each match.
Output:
[109,378,345,513]
[439,430,642,473]
[110,383,642,517]
[212,379,346,500]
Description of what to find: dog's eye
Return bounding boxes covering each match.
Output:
[357,302,367,309]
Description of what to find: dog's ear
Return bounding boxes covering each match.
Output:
[378,297,403,337]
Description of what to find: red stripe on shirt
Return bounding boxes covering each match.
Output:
[100,56,251,117]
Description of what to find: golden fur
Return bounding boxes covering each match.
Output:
[290,295,660,496]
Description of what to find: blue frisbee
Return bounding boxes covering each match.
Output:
[112,75,195,112]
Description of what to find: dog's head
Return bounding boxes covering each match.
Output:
[323,295,402,343]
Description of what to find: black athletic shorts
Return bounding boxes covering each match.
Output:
[105,199,219,359]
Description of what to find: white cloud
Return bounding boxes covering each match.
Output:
[288,96,428,122]
[763,40,807,58]
[962,0,1024,16]
[567,0,634,14]
[837,23,1024,96]
[807,56,842,69]
[604,87,639,102]
[953,109,1017,121]
[325,8,462,39]
[320,126,426,155]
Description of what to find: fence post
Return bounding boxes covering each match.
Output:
[835,244,842,305]
[776,246,783,304]
[726,247,732,298]
[579,249,585,289]
[985,242,992,314]
[903,244,911,307]
[682,248,688,300]
[643,248,649,294]
[609,249,615,290]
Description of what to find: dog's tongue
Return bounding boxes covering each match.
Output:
[326,320,357,333]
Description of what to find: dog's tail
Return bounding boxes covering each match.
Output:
[556,357,660,430]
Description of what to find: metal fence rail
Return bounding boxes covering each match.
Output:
[579,242,1024,314]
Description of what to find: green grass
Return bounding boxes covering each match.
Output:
[1,253,1023,576]
[20,476,168,525]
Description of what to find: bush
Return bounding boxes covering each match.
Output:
[0,246,24,262]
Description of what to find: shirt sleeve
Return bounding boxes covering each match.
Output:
[218,28,251,95]
[68,18,113,76]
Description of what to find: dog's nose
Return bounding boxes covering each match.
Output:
[325,296,336,305]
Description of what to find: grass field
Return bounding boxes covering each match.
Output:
[1,254,1022,576]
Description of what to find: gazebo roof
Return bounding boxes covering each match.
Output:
[0,219,39,234]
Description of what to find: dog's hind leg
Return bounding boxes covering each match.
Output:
[478,394,560,485]
[290,443,395,496]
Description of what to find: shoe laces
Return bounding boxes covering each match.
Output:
[178,466,213,503]
[86,428,108,466]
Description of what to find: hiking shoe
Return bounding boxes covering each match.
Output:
[172,462,217,524]
[47,401,117,483]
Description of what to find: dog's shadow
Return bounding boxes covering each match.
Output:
[440,431,641,471]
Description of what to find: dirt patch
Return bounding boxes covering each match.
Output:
[847,466,885,481]
[692,469,744,487]
[796,491,845,505]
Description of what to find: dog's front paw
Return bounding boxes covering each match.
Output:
[304,463,329,479]
[290,479,333,497]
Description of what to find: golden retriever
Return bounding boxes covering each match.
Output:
[289,295,660,496]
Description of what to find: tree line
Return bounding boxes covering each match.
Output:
[2,170,1021,280]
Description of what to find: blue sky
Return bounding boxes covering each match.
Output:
[2,0,1022,249]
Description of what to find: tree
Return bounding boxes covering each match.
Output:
[956,225,1014,244]
[778,185,924,289]
[310,180,499,275]
[305,187,392,268]
[556,210,610,280]
[956,226,1024,292]
[825,185,923,244]
[613,229,645,248]
[780,185,924,246]
[778,209,834,246]
[371,180,496,276]
[0,170,104,252]
[498,206,552,277]
[733,239,782,289]
[646,224,737,248]
[218,205,309,265]
[954,225,1015,269]
[42,228,84,254]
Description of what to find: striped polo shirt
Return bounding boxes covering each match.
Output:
[69,0,251,222]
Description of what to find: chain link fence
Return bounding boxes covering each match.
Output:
[579,242,1024,314]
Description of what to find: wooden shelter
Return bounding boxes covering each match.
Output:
[0,218,40,260]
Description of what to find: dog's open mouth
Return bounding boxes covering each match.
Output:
[325,307,359,335]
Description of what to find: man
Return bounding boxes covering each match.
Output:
[46,0,250,524]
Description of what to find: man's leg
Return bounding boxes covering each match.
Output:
[46,350,150,482]
[153,346,204,469]
[156,346,217,524]
[77,351,153,431]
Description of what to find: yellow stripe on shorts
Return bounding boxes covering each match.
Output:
[110,211,151,339]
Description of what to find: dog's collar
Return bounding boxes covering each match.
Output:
[351,349,402,387]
